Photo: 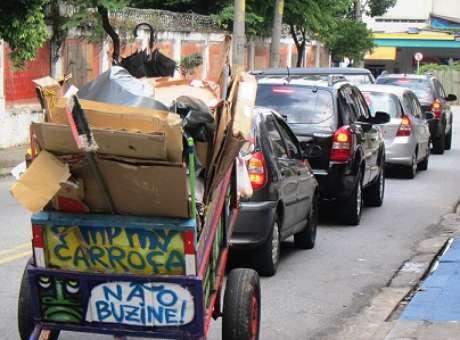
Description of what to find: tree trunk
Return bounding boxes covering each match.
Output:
[232,0,246,73]
[270,0,284,68]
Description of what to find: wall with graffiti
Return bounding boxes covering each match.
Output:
[43,225,186,275]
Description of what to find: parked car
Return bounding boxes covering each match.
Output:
[376,73,457,154]
[230,107,319,276]
[253,67,376,85]
[359,84,432,178]
[254,73,390,226]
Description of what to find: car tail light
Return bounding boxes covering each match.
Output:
[330,126,353,162]
[432,100,442,120]
[396,115,412,136]
[247,151,267,191]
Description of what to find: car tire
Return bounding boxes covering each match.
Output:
[252,215,280,276]
[222,268,260,340]
[417,146,429,171]
[403,153,417,179]
[432,129,445,154]
[338,171,363,226]
[445,128,452,150]
[364,165,385,207]
[294,194,318,249]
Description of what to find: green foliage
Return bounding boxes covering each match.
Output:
[181,52,203,72]
[366,0,397,17]
[0,0,49,68]
[324,19,374,62]
[418,63,460,74]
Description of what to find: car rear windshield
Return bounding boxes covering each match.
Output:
[255,85,334,124]
[376,78,434,102]
[361,92,400,118]
[344,74,373,85]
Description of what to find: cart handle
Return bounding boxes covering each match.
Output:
[187,137,197,220]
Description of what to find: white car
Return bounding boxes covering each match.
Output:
[359,84,432,179]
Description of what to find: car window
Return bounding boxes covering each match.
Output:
[402,93,413,115]
[344,74,374,85]
[362,92,401,118]
[354,88,371,119]
[275,118,300,159]
[255,84,335,125]
[376,77,434,103]
[265,117,288,158]
[339,86,360,123]
[434,80,446,99]
[410,93,422,118]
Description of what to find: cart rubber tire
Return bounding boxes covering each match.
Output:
[364,165,385,207]
[18,259,59,340]
[338,171,363,226]
[294,194,318,249]
[445,129,452,150]
[252,216,280,277]
[222,268,261,340]
[18,260,34,340]
[432,130,445,154]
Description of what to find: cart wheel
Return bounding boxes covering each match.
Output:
[18,259,59,340]
[222,268,260,340]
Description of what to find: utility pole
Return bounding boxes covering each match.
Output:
[232,0,246,73]
[270,0,284,68]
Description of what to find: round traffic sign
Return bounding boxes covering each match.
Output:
[414,52,423,62]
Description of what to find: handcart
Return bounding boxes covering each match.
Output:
[17,138,260,340]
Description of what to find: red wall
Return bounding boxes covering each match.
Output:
[5,43,51,103]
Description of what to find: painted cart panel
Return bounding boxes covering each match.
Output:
[31,212,197,276]
[28,266,205,339]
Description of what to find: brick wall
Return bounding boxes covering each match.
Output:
[4,43,51,104]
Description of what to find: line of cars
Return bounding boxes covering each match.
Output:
[230,67,457,276]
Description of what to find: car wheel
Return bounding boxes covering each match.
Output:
[364,165,385,207]
[294,194,318,249]
[338,171,363,226]
[417,146,429,171]
[445,128,452,150]
[432,129,445,154]
[252,215,280,276]
[403,153,417,179]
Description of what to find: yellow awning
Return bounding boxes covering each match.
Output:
[365,47,397,61]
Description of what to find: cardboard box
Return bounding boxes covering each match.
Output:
[69,156,189,218]
[31,122,168,160]
[49,98,183,163]
[10,151,70,212]
[33,76,62,115]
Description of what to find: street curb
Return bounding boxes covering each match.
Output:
[332,209,460,340]
[0,167,12,177]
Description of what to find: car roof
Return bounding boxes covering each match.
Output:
[257,76,351,90]
[358,84,411,98]
[253,67,372,76]
[377,73,432,81]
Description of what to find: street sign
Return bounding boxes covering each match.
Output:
[414,52,423,62]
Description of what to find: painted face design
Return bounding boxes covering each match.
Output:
[38,276,83,323]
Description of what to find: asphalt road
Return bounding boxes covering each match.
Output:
[1,108,460,340]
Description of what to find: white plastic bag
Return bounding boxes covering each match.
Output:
[236,157,253,199]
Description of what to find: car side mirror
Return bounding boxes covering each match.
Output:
[370,111,391,125]
[424,112,434,120]
[446,94,457,102]
[301,143,322,159]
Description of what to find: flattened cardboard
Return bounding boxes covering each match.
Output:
[32,122,168,160]
[10,151,70,212]
[233,73,256,139]
[49,98,182,163]
[70,157,189,218]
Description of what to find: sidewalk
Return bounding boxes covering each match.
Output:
[0,144,27,175]
[334,209,460,340]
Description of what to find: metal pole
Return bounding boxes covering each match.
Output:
[232,0,246,73]
[270,0,284,67]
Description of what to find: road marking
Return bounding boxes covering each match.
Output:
[0,243,31,265]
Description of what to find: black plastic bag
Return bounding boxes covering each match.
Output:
[175,96,215,142]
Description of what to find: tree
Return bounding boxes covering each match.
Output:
[270,0,284,67]
[0,0,49,68]
[324,19,374,64]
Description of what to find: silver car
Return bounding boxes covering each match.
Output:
[359,84,431,179]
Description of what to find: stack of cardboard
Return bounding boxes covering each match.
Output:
[10,69,256,220]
